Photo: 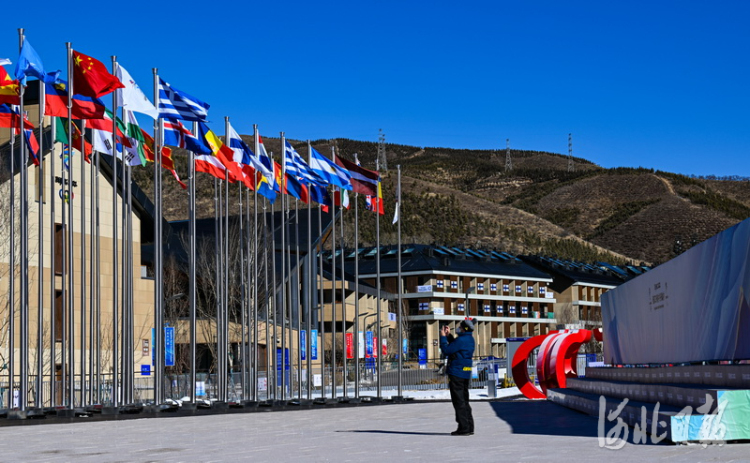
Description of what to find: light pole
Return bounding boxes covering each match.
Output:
[464,286,475,318]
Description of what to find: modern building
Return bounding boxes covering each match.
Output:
[337,244,559,361]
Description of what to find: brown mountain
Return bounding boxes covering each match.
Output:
[133,137,750,266]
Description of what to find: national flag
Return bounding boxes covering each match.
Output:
[91,110,135,162]
[335,154,379,196]
[15,40,45,83]
[365,181,385,215]
[227,123,273,187]
[115,64,158,119]
[284,141,325,186]
[256,157,277,203]
[283,171,309,203]
[392,178,400,224]
[139,123,187,189]
[55,117,93,163]
[333,189,350,209]
[0,63,20,105]
[44,78,105,119]
[258,135,277,190]
[158,78,209,122]
[72,50,124,98]
[122,109,148,165]
[0,103,34,131]
[309,183,331,210]
[198,122,245,183]
[24,125,40,166]
[163,118,212,154]
[309,146,352,190]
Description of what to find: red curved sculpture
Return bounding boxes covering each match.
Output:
[511,329,597,399]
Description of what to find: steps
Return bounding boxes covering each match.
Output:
[548,365,750,443]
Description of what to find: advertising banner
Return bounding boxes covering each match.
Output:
[602,217,750,365]
[346,333,354,359]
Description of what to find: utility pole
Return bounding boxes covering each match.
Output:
[568,133,575,173]
[505,139,512,171]
[377,129,387,172]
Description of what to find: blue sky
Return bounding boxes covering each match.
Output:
[2,1,749,177]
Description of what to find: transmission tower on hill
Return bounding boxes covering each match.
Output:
[567,133,575,173]
[505,138,512,171]
[377,129,387,172]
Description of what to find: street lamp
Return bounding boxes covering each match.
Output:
[464,286,475,317]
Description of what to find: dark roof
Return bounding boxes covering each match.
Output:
[519,255,648,291]
[329,244,552,280]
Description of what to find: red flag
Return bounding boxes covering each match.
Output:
[0,65,19,105]
[335,154,379,196]
[45,80,106,119]
[72,50,124,98]
[141,129,187,190]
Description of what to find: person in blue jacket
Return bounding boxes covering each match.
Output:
[440,317,476,436]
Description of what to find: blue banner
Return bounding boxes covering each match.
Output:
[311,329,318,360]
[165,326,175,367]
[277,348,290,387]
[366,331,374,358]
[402,339,409,359]
[301,330,307,361]
[418,348,427,365]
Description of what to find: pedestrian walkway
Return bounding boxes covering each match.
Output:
[2,398,747,462]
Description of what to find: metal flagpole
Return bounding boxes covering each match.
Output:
[238,178,246,401]
[49,102,57,407]
[213,176,221,401]
[252,125,260,401]
[279,133,287,401]
[294,199,301,398]
[36,36,47,409]
[263,197,270,400]
[354,189,360,399]
[7,72,15,410]
[266,179,285,400]
[305,141,313,400]
[94,93,102,405]
[223,161,229,401]
[119,105,128,404]
[79,119,87,408]
[375,159,381,399]
[152,68,164,405]
[189,122,197,404]
[110,57,120,408]
[18,29,30,412]
[66,43,75,409]
[88,144,95,405]
[125,151,134,404]
[397,165,403,398]
[245,178,252,401]
[339,186,347,399]
[317,203,324,399]
[329,151,337,400]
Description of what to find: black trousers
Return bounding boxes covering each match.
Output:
[448,375,474,432]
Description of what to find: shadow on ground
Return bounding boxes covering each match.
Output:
[489,399,667,446]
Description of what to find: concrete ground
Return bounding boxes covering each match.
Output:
[2,398,748,462]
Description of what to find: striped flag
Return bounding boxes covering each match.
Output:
[335,153,378,196]
[163,118,212,154]
[157,78,209,122]
[309,146,352,190]
[284,141,325,186]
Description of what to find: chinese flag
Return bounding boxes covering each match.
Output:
[0,66,19,105]
[72,50,124,98]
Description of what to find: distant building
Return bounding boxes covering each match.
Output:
[520,255,648,330]
[338,245,558,361]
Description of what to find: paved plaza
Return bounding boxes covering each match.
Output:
[2,398,749,462]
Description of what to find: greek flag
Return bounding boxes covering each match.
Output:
[157,78,209,122]
[284,141,325,186]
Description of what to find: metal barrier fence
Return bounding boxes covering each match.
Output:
[5,354,591,406]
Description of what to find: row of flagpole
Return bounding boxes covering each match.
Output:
[2,30,407,411]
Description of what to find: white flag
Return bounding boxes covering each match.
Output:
[115,64,158,119]
[392,180,400,224]
[0,58,11,66]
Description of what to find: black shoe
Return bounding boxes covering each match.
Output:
[451,430,474,436]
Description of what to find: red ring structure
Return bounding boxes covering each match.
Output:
[511,329,595,399]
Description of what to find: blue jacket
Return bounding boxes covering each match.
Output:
[440,331,475,379]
